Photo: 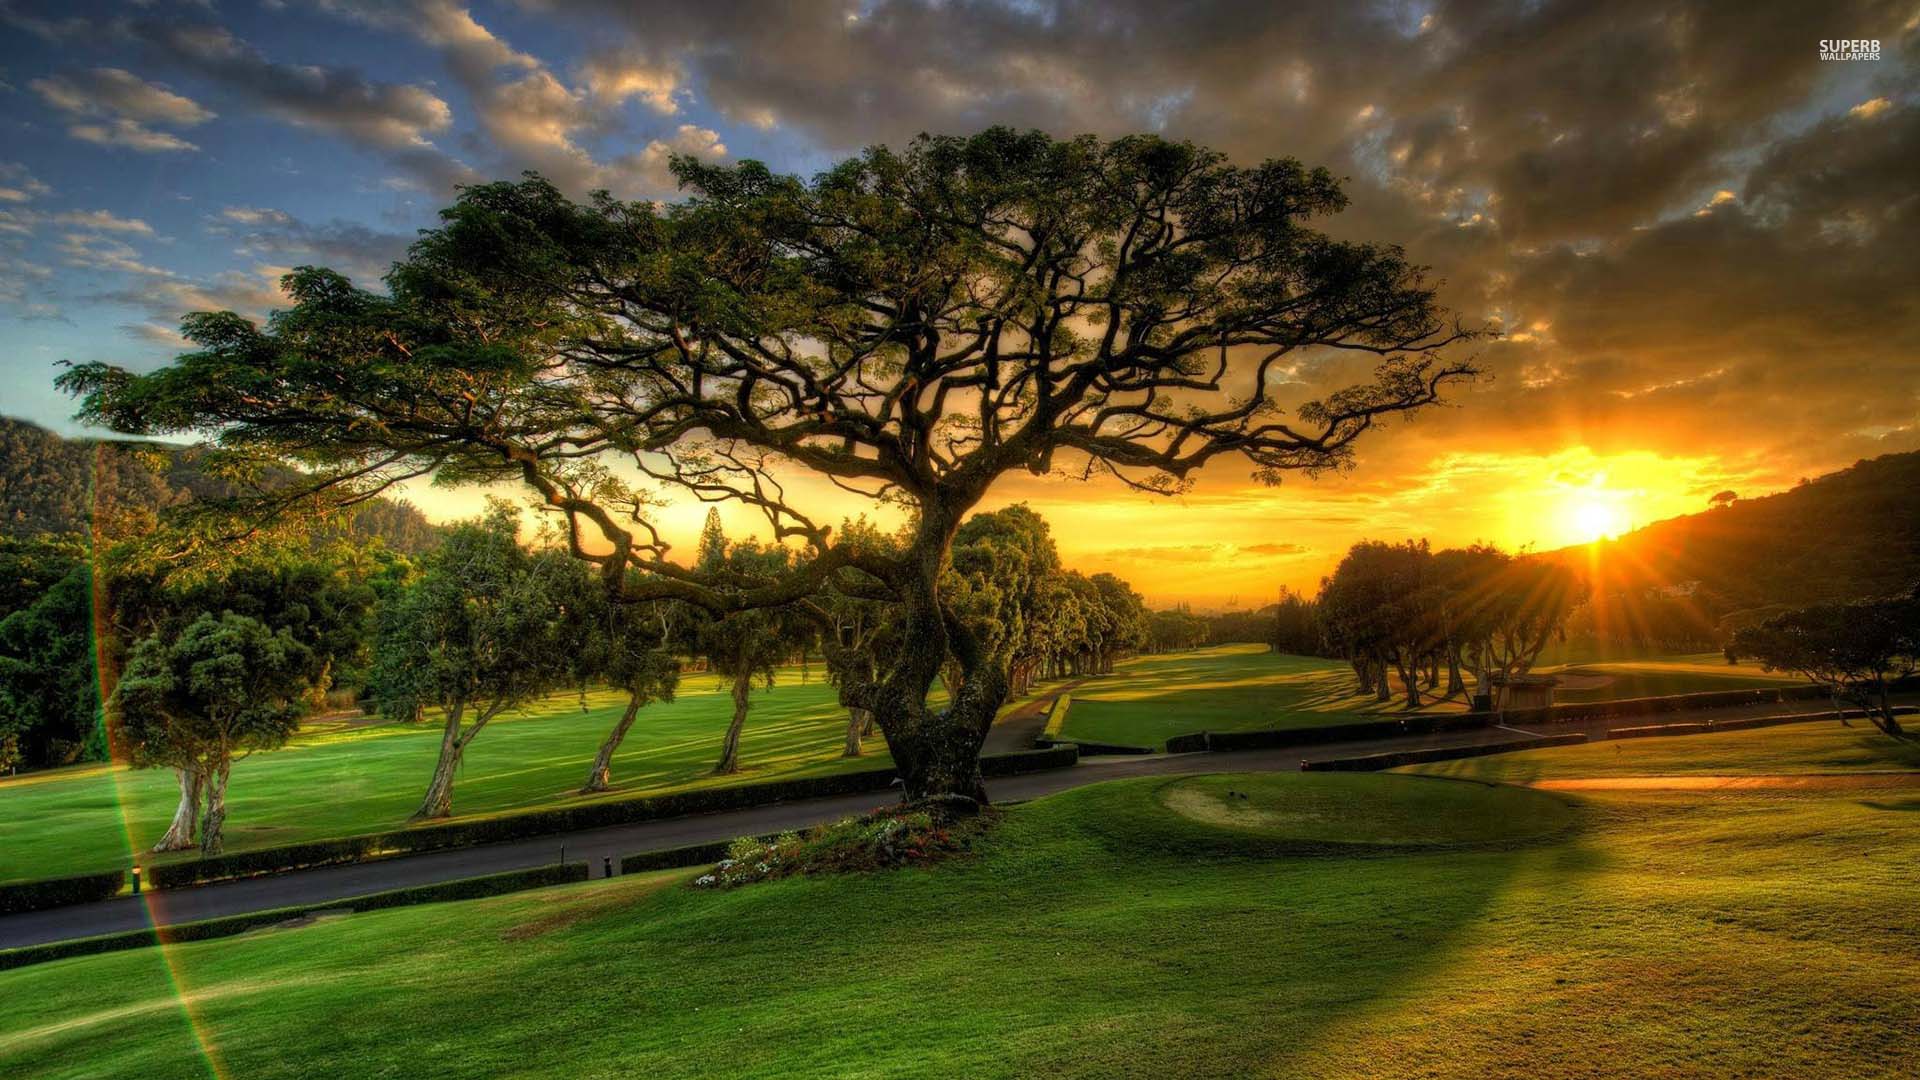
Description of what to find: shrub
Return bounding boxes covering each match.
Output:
[0,869,125,915]
[693,807,994,889]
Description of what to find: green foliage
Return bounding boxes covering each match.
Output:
[112,613,315,773]
[0,562,102,769]
[695,808,989,889]
[1732,591,1920,734]
[369,507,595,724]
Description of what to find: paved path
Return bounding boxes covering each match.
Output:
[981,676,1090,755]
[0,696,1863,952]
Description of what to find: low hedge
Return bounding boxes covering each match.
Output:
[1167,684,1837,754]
[1301,733,1589,772]
[621,840,737,875]
[980,744,1080,776]
[1167,711,1495,755]
[0,862,587,972]
[1708,705,1915,733]
[138,744,1076,891]
[0,869,125,916]
[1498,684,1823,727]
[1609,722,1713,740]
[1064,740,1156,756]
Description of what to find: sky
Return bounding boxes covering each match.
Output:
[1,0,1916,608]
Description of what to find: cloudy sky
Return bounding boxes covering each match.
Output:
[1,0,1915,606]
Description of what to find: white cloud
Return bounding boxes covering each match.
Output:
[219,207,297,226]
[1849,97,1892,120]
[31,67,214,153]
[579,52,681,113]
[70,119,201,153]
[53,209,155,234]
[0,163,52,203]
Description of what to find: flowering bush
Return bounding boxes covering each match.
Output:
[690,808,993,889]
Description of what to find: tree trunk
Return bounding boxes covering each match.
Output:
[153,766,204,852]
[199,759,231,857]
[1870,679,1906,738]
[414,699,480,820]
[855,510,1004,810]
[843,707,868,757]
[1446,648,1466,697]
[581,691,644,793]
[1397,656,1422,709]
[1374,656,1394,703]
[713,669,751,774]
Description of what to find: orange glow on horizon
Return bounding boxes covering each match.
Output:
[390,444,1777,610]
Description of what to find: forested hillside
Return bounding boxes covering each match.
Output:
[1554,451,1920,645]
[0,417,440,555]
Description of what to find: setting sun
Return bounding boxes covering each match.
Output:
[1569,498,1628,543]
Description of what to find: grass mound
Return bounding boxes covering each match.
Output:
[1156,773,1574,850]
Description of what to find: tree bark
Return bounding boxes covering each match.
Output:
[854,510,1004,809]
[1870,679,1907,738]
[198,759,231,857]
[843,707,869,757]
[1374,656,1394,703]
[154,766,204,852]
[415,698,496,820]
[581,691,644,793]
[1446,647,1466,697]
[713,669,752,774]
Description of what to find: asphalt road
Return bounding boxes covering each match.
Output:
[0,697,1855,952]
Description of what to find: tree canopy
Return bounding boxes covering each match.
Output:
[61,127,1479,804]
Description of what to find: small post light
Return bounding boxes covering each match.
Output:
[131,866,141,895]
[602,855,614,879]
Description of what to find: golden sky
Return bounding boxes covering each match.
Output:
[10,1,1914,608]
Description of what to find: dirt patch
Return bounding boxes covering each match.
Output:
[500,877,675,942]
[1527,772,1920,792]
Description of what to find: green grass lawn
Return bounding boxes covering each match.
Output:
[1058,645,1401,748]
[0,667,893,883]
[5,755,1916,1079]
[1059,645,1810,750]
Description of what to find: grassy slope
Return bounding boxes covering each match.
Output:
[1059,645,1800,749]
[0,669,892,883]
[5,754,1917,1079]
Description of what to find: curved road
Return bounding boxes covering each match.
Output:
[0,697,1858,952]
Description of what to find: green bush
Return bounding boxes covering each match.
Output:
[692,808,992,890]
[0,869,124,915]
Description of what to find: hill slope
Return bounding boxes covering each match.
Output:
[0,416,439,553]
[1554,451,1920,636]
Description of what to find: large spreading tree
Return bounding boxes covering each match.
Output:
[61,128,1478,807]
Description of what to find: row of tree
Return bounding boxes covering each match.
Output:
[77,497,1147,856]
[1321,541,1583,708]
